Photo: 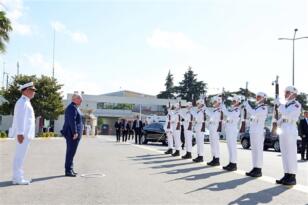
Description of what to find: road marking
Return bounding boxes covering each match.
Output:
[130,143,308,194]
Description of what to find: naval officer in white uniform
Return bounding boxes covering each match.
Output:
[11,82,36,185]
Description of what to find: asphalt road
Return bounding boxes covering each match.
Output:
[0,135,308,205]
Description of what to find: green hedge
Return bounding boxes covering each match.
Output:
[37,132,58,138]
[0,131,7,138]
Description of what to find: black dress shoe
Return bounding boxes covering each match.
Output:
[192,156,204,163]
[276,173,288,184]
[164,149,173,154]
[172,150,180,157]
[207,157,220,166]
[65,172,77,177]
[181,152,192,159]
[246,168,256,176]
[250,168,262,177]
[223,163,231,170]
[283,174,296,186]
[226,163,237,171]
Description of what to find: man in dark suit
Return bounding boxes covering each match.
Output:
[120,119,128,142]
[133,115,143,144]
[299,111,308,160]
[61,93,83,177]
[114,119,122,142]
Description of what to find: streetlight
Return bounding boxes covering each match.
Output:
[278,28,308,86]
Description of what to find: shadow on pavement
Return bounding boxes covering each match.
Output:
[151,161,193,169]
[169,170,228,182]
[143,158,181,164]
[0,175,65,187]
[186,176,255,194]
[31,175,66,183]
[128,154,165,158]
[130,156,171,161]
[228,185,288,205]
[155,165,211,175]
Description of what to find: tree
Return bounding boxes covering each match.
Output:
[157,70,175,99]
[0,75,64,120]
[0,11,13,53]
[174,67,207,102]
[297,92,308,111]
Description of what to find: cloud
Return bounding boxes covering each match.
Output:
[0,0,32,35]
[147,29,199,51]
[51,21,88,43]
[26,53,50,70]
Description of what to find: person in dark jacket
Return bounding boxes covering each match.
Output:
[61,93,83,177]
[299,111,308,160]
[133,116,143,144]
[114,119,122,142]
[122,119,128,142]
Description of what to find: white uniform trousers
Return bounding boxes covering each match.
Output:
[226,130,237,163]
[209,131,220,158]
[250,132,264,168]
[184,130,193,152]
[166,132,174,149]
[13,138,30,181]
[280,124,298,174]
[172,129,181,151]
[196,131,205,156]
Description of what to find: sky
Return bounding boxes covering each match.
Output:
[0,0,307,99]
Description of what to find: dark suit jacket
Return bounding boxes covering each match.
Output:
[114,121,122,131]
[299,118,308,139]
[132,120,143,131]
[61,102,83,138]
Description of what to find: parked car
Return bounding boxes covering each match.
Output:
[142,122,205,146]
[141,122,167,145]
[239,127,302,153]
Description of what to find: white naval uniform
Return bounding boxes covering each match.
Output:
[181,109,194,153]
[11,95,35,182]
[171,110,181,151]
[204,107,221,158]
[278,100,301,174]
[245,103,268,168]
[194,108,205,156]
[221,105,240,163]
[164,111,174,150]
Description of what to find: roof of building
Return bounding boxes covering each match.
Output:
[102,90,155,98]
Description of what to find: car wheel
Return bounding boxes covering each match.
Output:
[141,135,148,144]
[273,140,280,152]
[241,138,250,149]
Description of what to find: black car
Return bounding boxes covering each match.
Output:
[142,122,197,146]
[141,122,168,145]
[240,127,302,153]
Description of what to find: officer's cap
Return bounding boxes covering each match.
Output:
[212,96,222,103]
[256,92,267,98]
[19,82,37,91]
[285,86,298,94]
[196,99,204,105]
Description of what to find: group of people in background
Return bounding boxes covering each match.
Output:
[164,85,303,186]
[114,116,145,144]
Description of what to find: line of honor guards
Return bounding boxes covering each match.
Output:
[163,85,301,186]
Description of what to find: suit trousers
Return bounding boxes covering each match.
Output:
[65,136,81,173]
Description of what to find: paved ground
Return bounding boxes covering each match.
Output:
[0,135,308,205]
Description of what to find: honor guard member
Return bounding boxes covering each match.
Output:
[11,82,36,185]
[170,103,182,156]
[275,86,301,186]
[204,96,222,166]
[193,99,206,162]
[181,102,194,159]
[243,92,268,177]
[164,106,174,154]
[221,95,241,171]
